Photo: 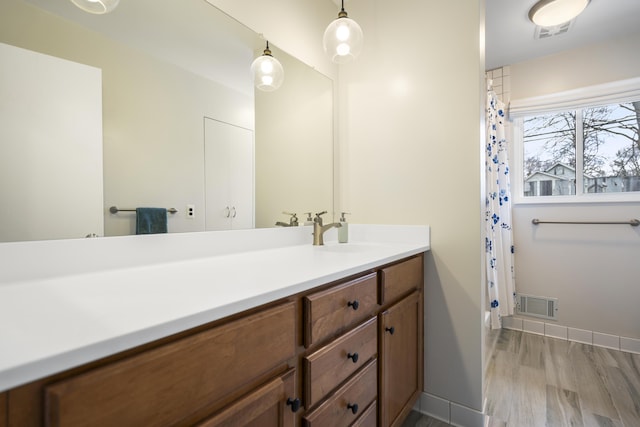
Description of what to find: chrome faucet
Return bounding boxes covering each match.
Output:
[312,211,342,245]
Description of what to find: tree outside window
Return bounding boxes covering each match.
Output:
[522,101,640,197]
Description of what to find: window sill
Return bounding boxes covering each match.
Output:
[513,192,640,205]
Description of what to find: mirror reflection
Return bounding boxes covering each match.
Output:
[0,0,333,242]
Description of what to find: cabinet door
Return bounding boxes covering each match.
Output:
[379,292,423,427]
[197,369,297,427]
[204,117,254,231]
[228,124,254,230]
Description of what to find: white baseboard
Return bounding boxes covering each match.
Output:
[502,316,640,354]
[415,392,485,427]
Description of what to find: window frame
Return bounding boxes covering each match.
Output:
[510,77,640,205]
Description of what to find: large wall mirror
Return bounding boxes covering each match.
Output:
[0,0,333,242]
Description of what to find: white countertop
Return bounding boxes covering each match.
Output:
[0,224,429,392]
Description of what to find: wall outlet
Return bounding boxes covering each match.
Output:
[186,204,195,218]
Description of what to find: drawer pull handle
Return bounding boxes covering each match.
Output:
[347,403,359,415]
[286,397,301,413]
[347,300,359,310]
[385,326,395,335]
[347,352,359,363]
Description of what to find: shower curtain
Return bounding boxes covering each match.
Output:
[485,89,516,329]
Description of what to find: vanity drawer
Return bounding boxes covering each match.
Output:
[380,255,423,305]
[304,272,378,348]
[351,401,377,427]
[302,358,377,427]
[44,302,296,427]
[304,316,377,407]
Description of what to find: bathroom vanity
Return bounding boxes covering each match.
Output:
[0,225,429,426]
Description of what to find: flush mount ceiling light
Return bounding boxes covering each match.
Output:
[251,41,284,92]
[70,0,120,14]
[323,0,363,64]
[528,0,590,27]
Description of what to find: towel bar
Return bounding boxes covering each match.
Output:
[110,206,178,214]
[532,218,639,226]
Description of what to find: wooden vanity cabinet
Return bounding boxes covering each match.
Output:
[0,391,7,427]
[4,253,425,427]
[301,254,424,427]
[378,255,424,427]
[44,302,297,427]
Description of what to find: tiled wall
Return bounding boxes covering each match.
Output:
[503,316,640,355]
[485,66,511,104]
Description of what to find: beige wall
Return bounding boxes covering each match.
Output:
[254,45,334,228]
[509,32,640,340]
[339,0,485,416]
[206,0,337,80]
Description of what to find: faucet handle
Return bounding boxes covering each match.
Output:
[314,211,327,225]
[283,211,299,226]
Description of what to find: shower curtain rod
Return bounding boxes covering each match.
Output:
[532,218,640,226]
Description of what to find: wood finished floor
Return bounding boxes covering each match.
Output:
[402,329,640,427]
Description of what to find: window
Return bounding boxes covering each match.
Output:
[515,99,640,201]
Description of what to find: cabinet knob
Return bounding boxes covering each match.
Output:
[286,397,301,413]
[385,326,395,335]
[347,300,359,310]
[347,352,359,363]
[347,403,359,415]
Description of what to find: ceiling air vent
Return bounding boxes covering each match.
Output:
[534,19,574,39]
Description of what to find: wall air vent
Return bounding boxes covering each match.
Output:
[534,19,574,39]
[516,293,558,320]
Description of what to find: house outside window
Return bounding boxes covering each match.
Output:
[510,78,640,203]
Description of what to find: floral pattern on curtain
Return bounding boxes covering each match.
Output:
[486,90,516,329]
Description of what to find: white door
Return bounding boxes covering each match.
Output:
[204,118,254,230]
[0,43,103,242]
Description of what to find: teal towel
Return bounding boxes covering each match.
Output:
[136,207,167,234]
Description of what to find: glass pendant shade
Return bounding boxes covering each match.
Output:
[528,0,590,27]
[70,0,120,14]
[323,3,363,64]
[251,42,284,92]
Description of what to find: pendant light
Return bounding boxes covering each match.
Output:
[528,0,590,27]
[251,41,285,92]
[323,0,363,64]
[69,0,120,14]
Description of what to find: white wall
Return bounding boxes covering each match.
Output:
[511,32,640,100]
[339,0,485,420]
[509,31,640,340]
[0,0,254,237]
